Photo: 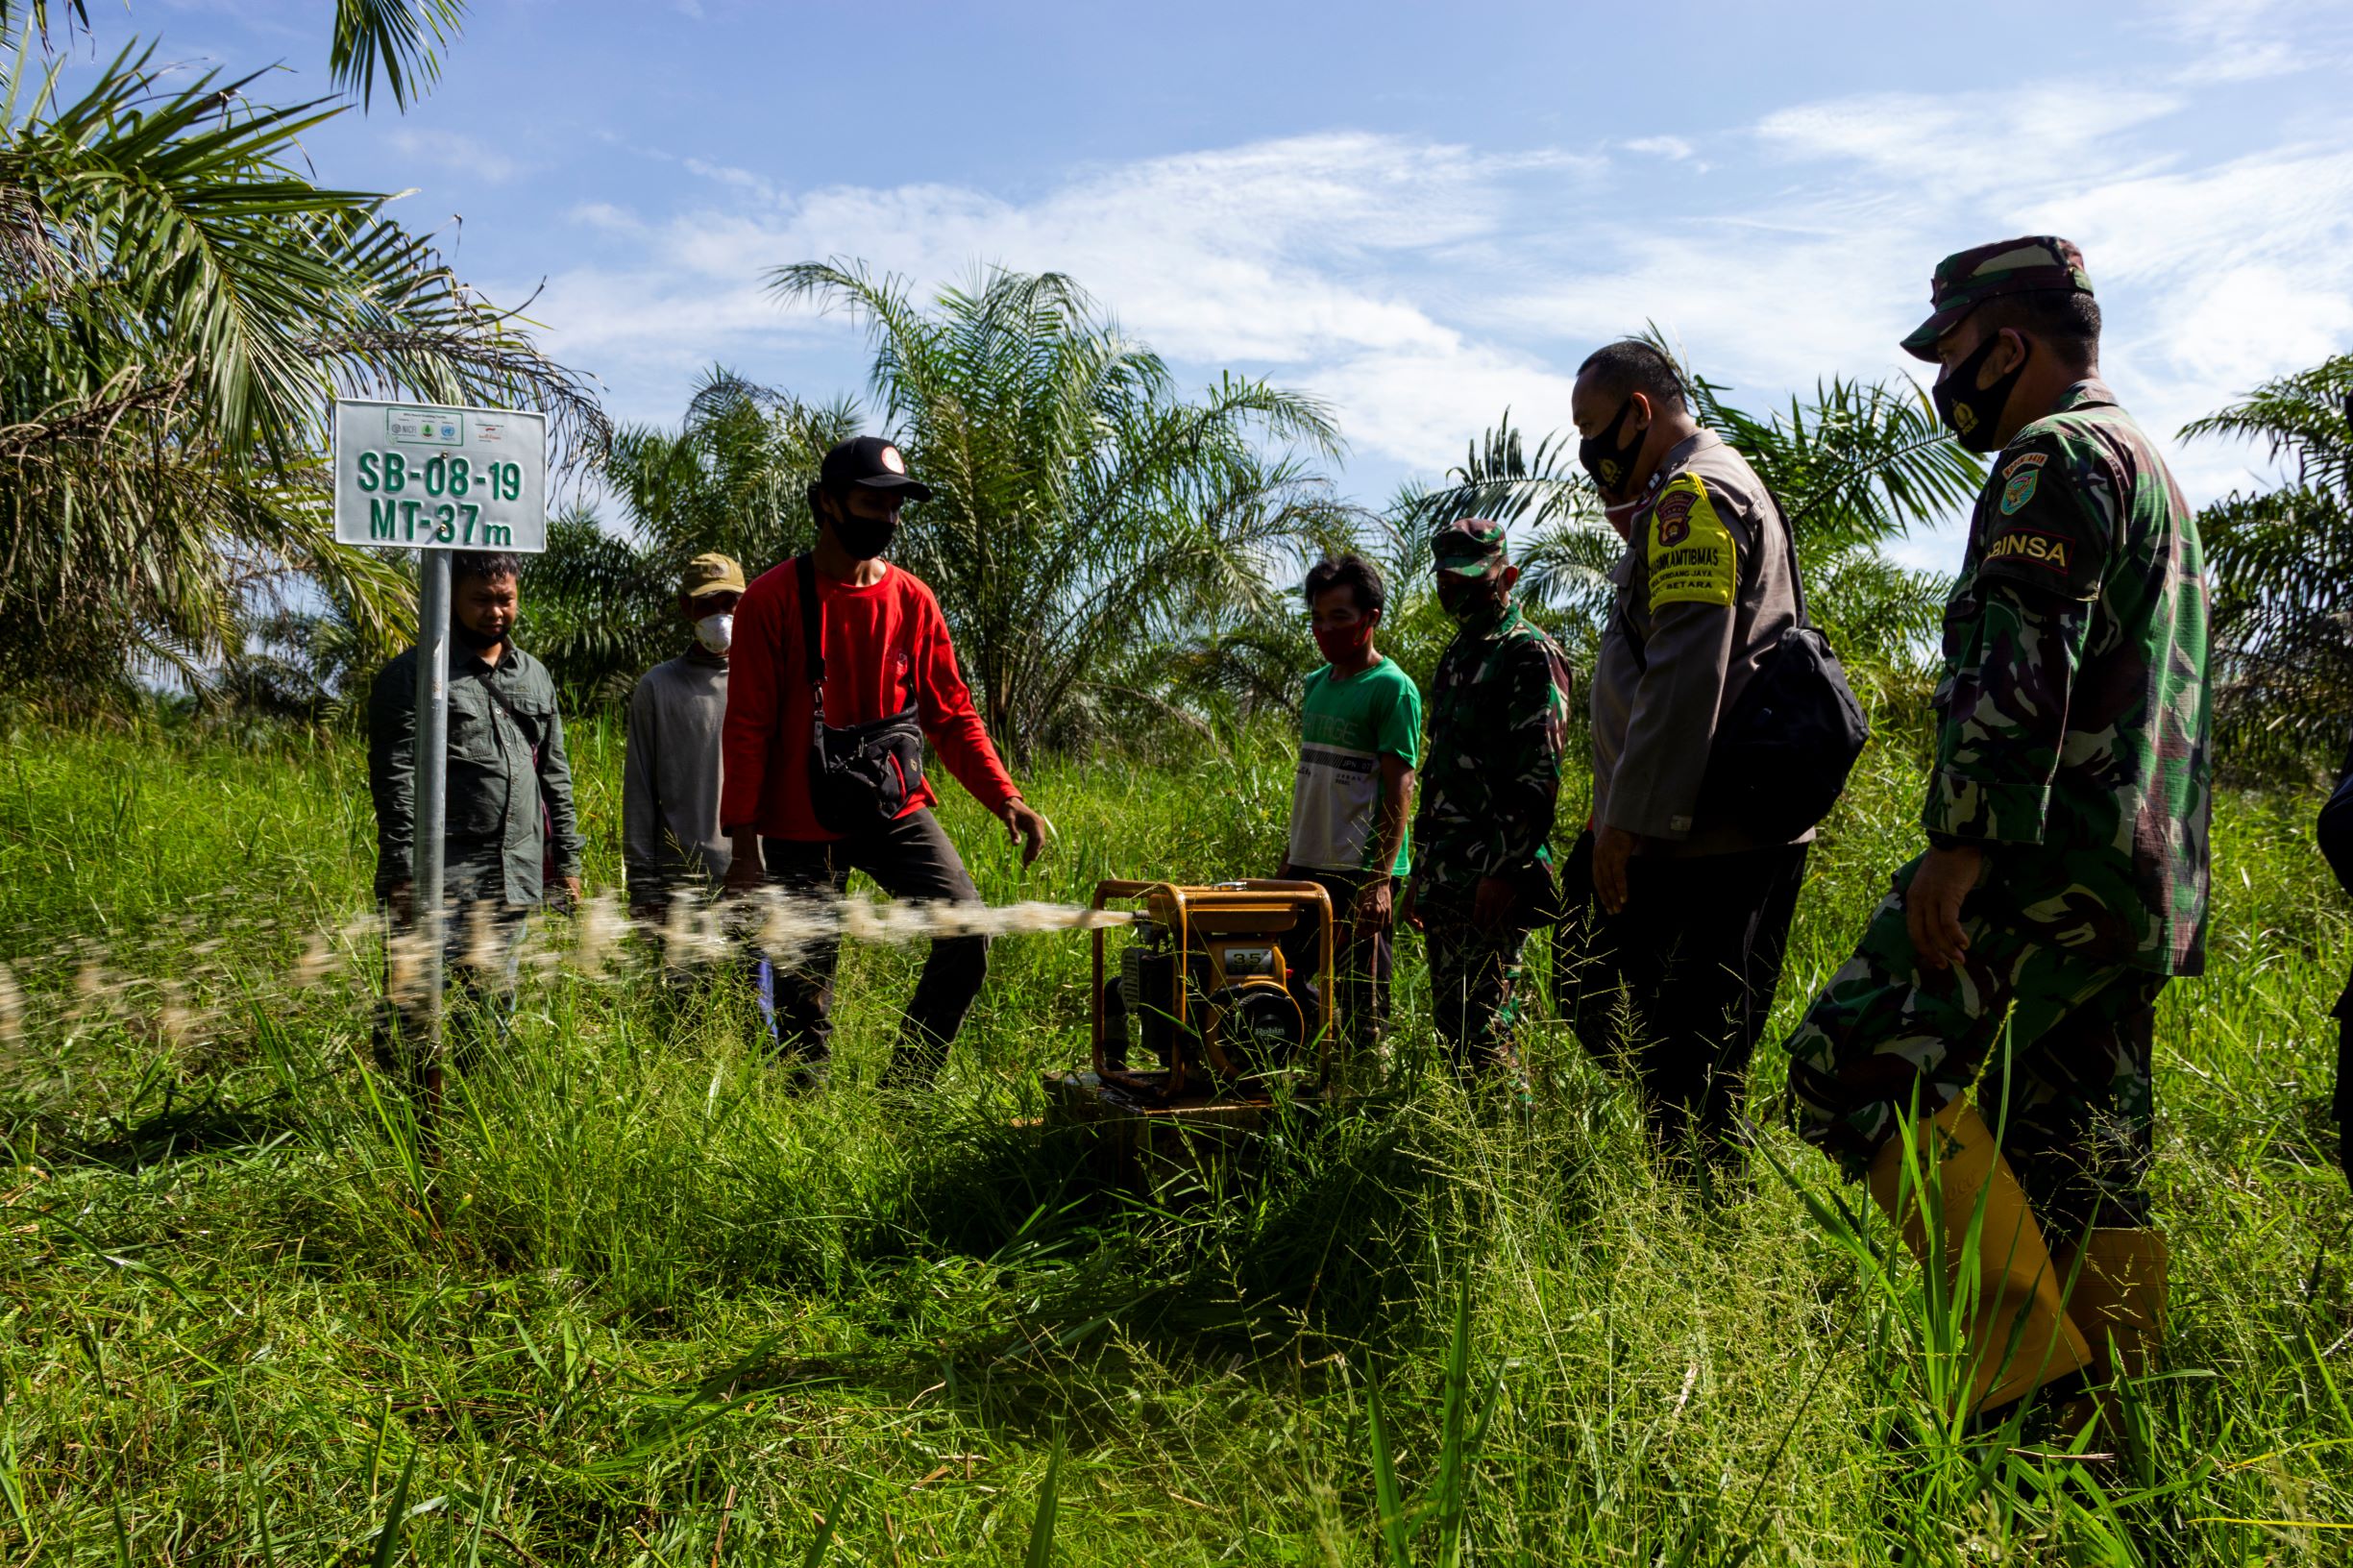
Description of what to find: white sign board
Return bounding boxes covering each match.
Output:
[332,400,548,553]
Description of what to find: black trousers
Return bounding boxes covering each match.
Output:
[759,808,988,1078]
[2334,1008,2353,1192]
[1559,829,1810,1161]
[1276,865,1394,1054]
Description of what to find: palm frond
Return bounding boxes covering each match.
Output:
[329,0,467,110]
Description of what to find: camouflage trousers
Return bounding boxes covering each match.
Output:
[1420,882,1541,1079]
[1782,854,2165,1233]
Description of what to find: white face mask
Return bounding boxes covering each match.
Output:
[693,612,734,654]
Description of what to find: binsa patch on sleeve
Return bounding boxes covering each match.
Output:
[1974,441,2105,600]
[1646,474,1737,611]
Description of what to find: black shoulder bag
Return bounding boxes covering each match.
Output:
[1693,496,1870,842]
[797,554,927,834]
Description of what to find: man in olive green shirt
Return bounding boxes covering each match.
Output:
[368,550,583,1071]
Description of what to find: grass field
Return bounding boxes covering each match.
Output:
[3,708,2351,1565]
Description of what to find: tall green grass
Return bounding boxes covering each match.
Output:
[2,712,2350,1563]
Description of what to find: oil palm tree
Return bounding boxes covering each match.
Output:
[606,368,859,578]
[2181,354,2353,768]
[521,371,858,703]
[0,30,603,697]
[767,260,1350,759]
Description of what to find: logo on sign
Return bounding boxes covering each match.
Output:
[388,408,464,447]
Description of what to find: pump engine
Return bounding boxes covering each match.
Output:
[1091,880,1336,1102]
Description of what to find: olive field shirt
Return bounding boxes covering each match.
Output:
[367,642,584,906]
[1924,380,2211,974]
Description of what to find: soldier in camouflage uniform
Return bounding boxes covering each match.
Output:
[1781,237,2211,1427]
[1400,518,1575,1092]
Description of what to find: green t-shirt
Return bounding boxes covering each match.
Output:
[1287,655,1423,876]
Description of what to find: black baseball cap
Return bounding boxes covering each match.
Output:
[819,436,933,502]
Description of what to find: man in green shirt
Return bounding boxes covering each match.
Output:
[1280,553,1421,1053]
[368,550,583,1078]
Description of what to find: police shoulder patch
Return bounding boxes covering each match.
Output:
[1646,474,1736,611]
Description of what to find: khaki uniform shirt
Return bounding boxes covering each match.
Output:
[1590,429,1807,856]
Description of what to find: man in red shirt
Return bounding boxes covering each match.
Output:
[723,436,1046,1089]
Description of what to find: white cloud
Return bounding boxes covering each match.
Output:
[385,128,528,185]
[508,69,2353,529]
[2144,0,2341,81]
[569,201,643,233]
[683,159,778,201]
[1313,344,1584,478]
[1753,86,2184,197]
[525,132,1602,433]
[1624,135,1695,160]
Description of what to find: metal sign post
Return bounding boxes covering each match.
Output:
[411,549,453,1056]
[332,400,548,1071]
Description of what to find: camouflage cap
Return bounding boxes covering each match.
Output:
[1432,517,1509,577]
[679,551,747,600]
[1900,235,2095,361]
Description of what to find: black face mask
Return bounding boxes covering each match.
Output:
[829,503,898,562]
[1578,396,1647,497]
[1435,571,1507,625]
[1933,331,2028,453]
[452,615,504,652]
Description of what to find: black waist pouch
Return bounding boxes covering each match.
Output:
[797,553,927,834]
[1699,622,1868,844]
[1623,480,1869,845]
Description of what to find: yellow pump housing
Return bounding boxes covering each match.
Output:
[1090,880,1337,1102]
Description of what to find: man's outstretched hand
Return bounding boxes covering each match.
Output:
[1004,799,1049,867]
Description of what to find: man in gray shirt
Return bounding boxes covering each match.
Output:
[624,552,778,1051]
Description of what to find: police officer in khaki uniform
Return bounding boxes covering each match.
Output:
[1560,338,1813,1174]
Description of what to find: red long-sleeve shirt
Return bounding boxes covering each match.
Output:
[721,558,1018,842]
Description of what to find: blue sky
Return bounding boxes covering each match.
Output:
[92,0,2353,569]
